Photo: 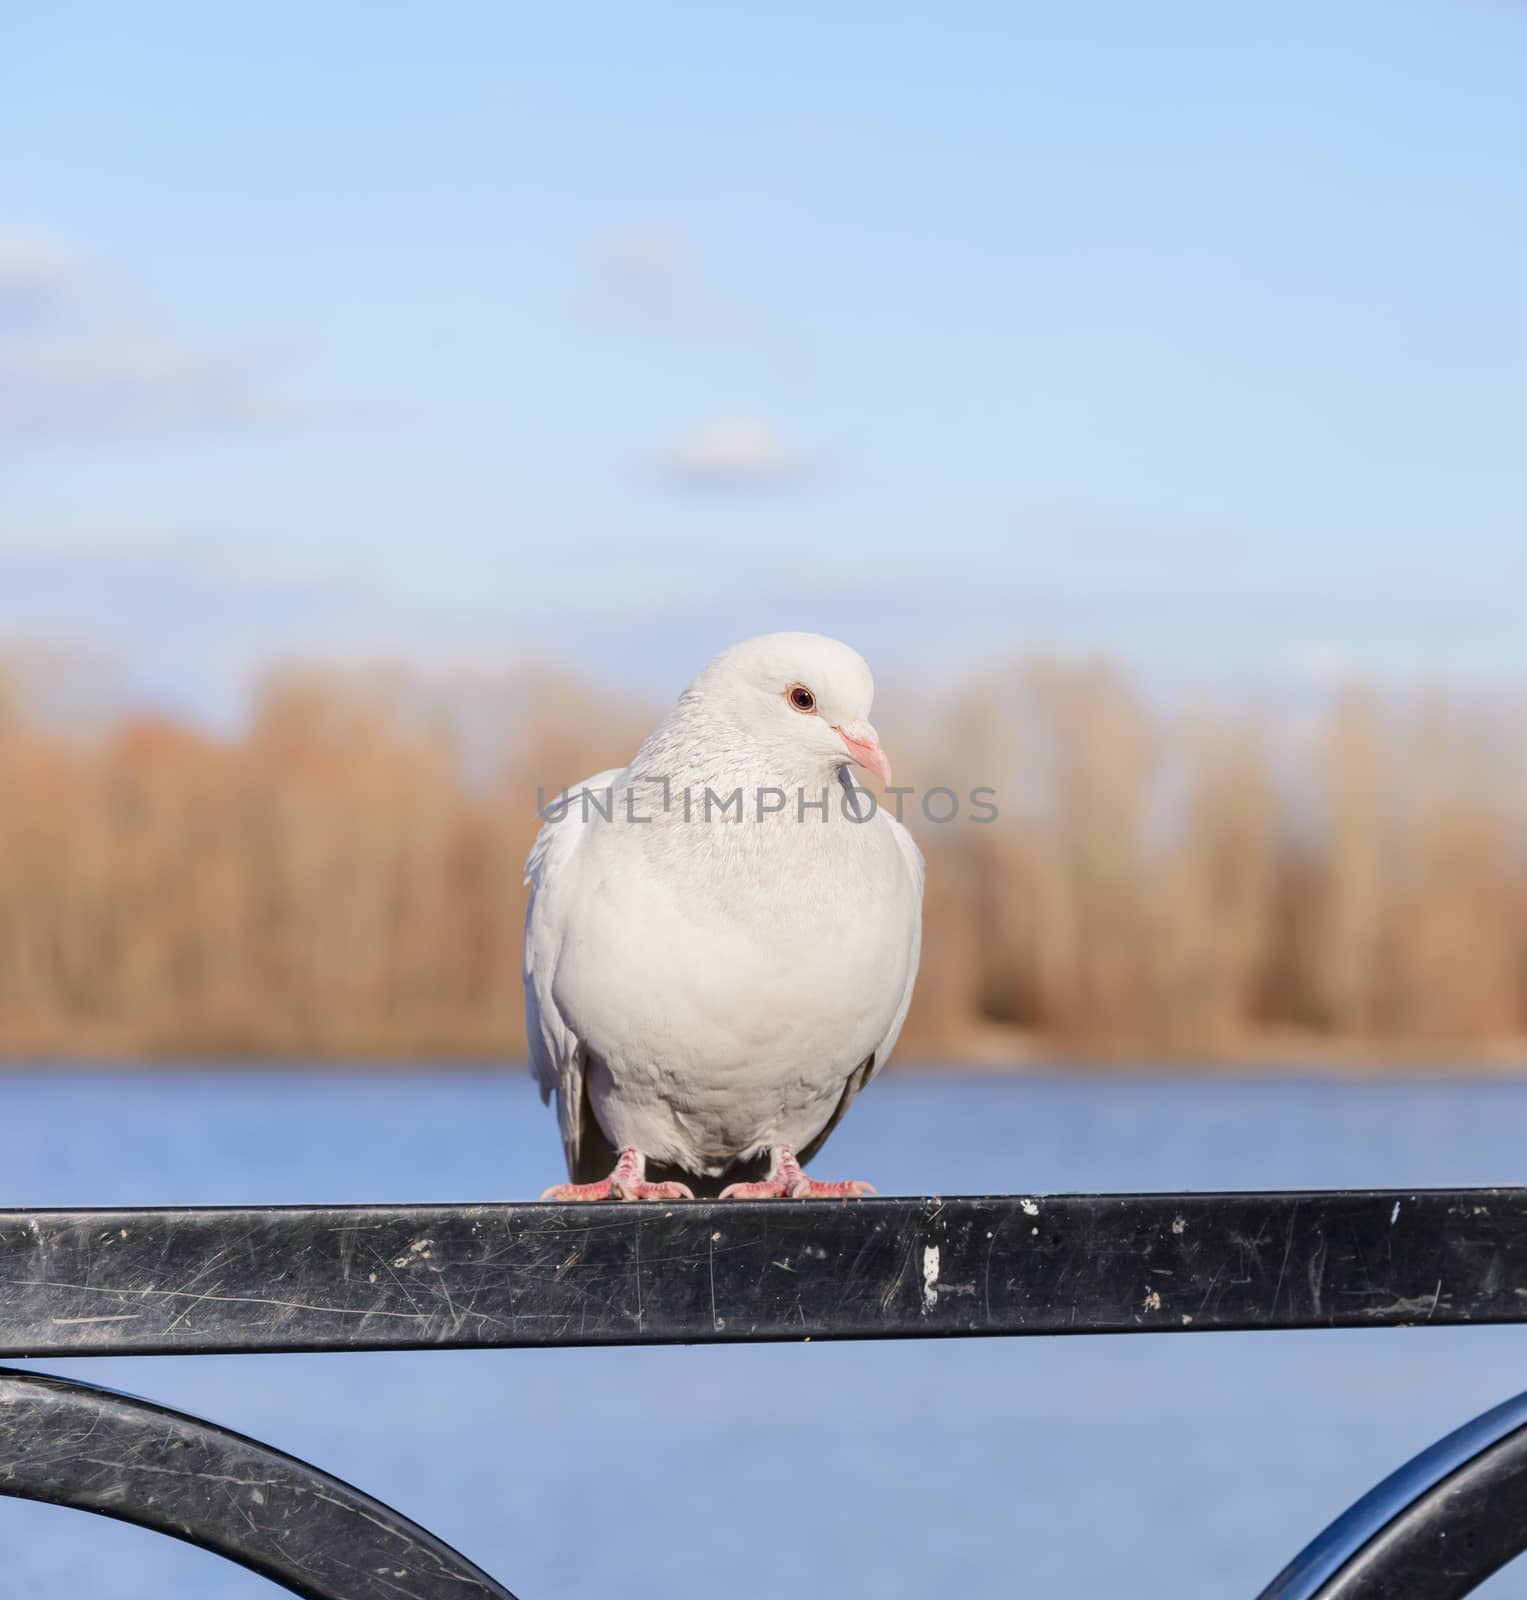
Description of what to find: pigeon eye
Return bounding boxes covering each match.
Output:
[787,685,817,714]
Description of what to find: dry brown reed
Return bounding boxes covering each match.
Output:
[2,653,1524,1064]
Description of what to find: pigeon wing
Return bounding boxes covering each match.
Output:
[800,804,925,1163]
[523,768,623,1180]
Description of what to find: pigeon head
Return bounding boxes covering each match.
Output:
[690,631,892,786]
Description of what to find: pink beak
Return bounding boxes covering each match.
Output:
[834,720,892,786]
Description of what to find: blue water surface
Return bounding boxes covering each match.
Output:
[3,1069,1527,1599]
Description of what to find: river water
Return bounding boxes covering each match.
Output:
[2,1069,1527,1598]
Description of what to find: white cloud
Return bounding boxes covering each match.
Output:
[0,232,285,440]
[0,334,278,436]
[598,228,689,290]
[0,234,77,329]
[585,227,811,375]
[587,227,724,337]
[0,523,352,593]
[664,415,806,488]
[0,523,170,559]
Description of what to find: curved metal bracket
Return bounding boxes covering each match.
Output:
[1258,1388,1527,1598]
[0,1367,518,1600]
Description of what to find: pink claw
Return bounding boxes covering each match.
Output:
[720,1146,877,1200]
[541,1148,694,1202]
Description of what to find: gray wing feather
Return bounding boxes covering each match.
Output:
[802,807,925,1163]
[523,768,623,1179]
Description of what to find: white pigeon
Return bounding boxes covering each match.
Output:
[524,632,924,1200]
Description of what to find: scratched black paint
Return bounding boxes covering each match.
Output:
[0,1367,516,1600]
[5,1193,1527,1597]
[0,1190,1521,1357]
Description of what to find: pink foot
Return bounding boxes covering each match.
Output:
[720,1146,877,1200]
[541,1148,694,1202]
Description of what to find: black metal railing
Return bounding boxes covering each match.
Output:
[3,1191,1526,1597]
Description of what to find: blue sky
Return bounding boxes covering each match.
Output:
[2,1,1524,716]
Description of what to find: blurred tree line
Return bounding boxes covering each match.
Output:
[1,653,1524,1065]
